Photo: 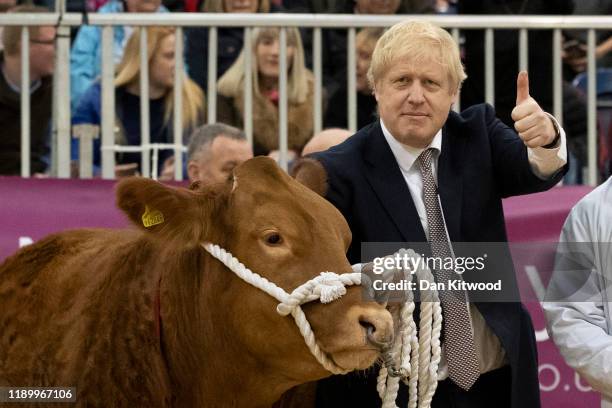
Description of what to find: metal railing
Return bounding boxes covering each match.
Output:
[2,13,612,185]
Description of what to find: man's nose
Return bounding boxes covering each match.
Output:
[407,82,425,104]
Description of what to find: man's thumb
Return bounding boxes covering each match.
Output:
[516,70,530,105]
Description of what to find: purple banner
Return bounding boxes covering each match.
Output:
[504,185,599,408]
[0,177,598,406]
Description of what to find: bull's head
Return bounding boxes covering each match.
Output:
[116,157,393,405]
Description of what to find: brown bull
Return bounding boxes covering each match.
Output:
[0,157,393,407]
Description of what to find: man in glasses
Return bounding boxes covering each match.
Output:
[0,5,55,175]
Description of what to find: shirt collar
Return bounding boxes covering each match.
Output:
[380,119,442,173]
[1,60,41,94]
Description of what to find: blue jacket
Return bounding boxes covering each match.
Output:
[69,0,168,111]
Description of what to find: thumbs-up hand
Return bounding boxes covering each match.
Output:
[511,71,558,148]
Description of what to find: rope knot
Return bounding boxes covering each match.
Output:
[316,272,347,303]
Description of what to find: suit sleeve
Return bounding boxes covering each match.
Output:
[484,104,567,197]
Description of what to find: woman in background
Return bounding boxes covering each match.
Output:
[72,26,205,177]
[185,0,277,91]
[217,26,314,156]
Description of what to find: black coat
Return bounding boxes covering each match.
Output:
[311,104,568,408]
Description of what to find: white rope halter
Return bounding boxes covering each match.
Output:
[202,242,360,374]
[201,243,443,407]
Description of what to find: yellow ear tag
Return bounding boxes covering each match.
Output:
[142,205,165,228]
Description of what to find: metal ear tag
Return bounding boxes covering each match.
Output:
[142,205,165,228]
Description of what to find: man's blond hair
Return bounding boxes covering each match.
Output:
[367,21,466,94]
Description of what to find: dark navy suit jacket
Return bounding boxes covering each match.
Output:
[312,104,568,408]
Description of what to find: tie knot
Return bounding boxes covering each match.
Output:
[417,148,435,173]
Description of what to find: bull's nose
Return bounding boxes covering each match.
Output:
[359,309,394,348]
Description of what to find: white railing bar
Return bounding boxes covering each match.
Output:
[100,25,115,179]
[5,13,612,30]
[55,24,71,178]
[173,26,184,181]
[152,144,159,180]
[278,27,288,171]
[485,28,494,106]
[347,27,357,133]
[207,26,217,124]
[313,27,322,134]
[73,124,98,178]
[243,27,253,146]
[139,28,151,178]
[519,28,528,72]
[20,26,30,177]
[587,29,597,187]
[553,29,563,125]
[102,143,187,152]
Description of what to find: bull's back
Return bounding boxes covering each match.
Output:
[0,228,151,390]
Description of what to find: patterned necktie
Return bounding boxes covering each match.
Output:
[417,148,480,390]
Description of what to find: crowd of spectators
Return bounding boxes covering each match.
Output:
[1,0,611,183]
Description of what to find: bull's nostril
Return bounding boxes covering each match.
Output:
[360,319,385,348]
[360,316,393,349]
[359,319,376,335]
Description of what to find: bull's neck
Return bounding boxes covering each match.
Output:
[160,249,300,407]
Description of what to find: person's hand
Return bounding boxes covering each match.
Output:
[114,163,139,178]
[159,156,175,181]
[511,71,558,148]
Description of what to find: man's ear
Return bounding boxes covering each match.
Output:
[116,177,208,246]
[187,160,199,184]
[290,158,328,197]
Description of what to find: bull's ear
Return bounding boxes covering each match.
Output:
[290,158,328,197]
[116,177,206,245]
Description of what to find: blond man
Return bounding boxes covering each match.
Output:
[307,21,568,408]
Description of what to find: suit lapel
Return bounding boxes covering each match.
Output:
[363,123,427,243]
[437,120,466,242]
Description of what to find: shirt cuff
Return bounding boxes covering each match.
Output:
[527,113,568,180]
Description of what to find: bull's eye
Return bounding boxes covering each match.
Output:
[264,232,282,246]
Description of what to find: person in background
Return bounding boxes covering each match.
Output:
[333,0,434,14]
[544,176,612,408]
[435,0,457,14]
[563,1,612,76]
[0,5,54,175]
[72,26,205,177]
[324,27,383,130]
[0,0,17,51]
[185,123,253,184]
[185,0,279,92]
[314,0,436,100]
[216,26,315,156]
[70,0,168,112]
[301,128,351,156]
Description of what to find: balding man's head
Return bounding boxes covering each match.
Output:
[302,128,352,156]
[187,123,253,184]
